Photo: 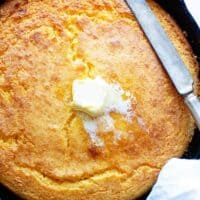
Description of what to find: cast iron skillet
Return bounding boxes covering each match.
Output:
[0,0,199,199]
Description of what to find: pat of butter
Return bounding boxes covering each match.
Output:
[72,77,108,117]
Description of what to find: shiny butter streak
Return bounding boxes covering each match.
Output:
[72,77,135,146]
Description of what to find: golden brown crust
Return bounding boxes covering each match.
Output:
[0,0,199,199]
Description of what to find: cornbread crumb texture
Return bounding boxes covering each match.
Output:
[0,0,198,200]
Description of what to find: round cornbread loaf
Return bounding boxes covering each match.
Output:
[0,0,199,199]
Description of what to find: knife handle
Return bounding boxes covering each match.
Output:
[185,93,200,130]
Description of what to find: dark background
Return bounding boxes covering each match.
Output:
[0,0,200,199]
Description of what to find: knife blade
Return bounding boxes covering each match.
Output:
[125,0,200,129]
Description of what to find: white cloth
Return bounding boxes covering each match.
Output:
[147,158,200,200]
[185,0,200,27]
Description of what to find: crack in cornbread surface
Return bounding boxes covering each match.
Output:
[0,0,199,199]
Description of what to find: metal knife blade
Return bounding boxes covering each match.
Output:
[125,0,193,95]
[125,0,200,129]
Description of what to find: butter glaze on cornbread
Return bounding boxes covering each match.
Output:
[0,0,199,199]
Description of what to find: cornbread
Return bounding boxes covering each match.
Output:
[0,0,199,200]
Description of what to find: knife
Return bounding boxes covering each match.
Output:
[125,0,200,130]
